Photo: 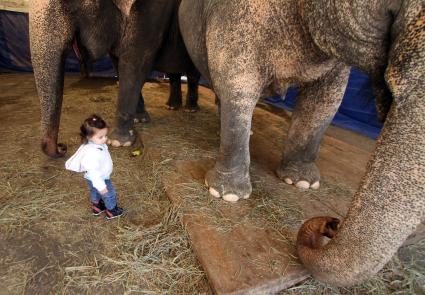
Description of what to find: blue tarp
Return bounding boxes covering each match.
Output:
[0,10,115,75]
[0,10,32,72]
[0,9,382,139]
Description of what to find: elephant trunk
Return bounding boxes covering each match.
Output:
[297,184,423,286]
[297,88,425,286]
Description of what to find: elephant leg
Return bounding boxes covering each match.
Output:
[297,15,425,286]
[110,54,119,79]
[184,69,200,112]
[166,73,183,110]
[29,5,73,157]
[111,55,150,124]
[135,93,151,123]
[276,63,350,189]
[108,53,155,147]
[205,71,261,202]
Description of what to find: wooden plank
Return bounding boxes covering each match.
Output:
[0,0,29,13]
[163,166,309,295]
[184,216,309,295]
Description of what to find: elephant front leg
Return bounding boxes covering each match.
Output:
[109,60,153,147]
[184,69,200,112]
[111,55,151,124]
[166,73,183,110]
[277,63,350,189]
[205,96,258,202]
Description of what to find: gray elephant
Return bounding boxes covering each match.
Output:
[179,0,424,286]
[29,0,196,157]
[72,2,201,121]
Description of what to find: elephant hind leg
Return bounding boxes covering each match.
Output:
[166,73,183,110]
[277,62,350,190]
[184,69,201,112]
[30,4,74,157]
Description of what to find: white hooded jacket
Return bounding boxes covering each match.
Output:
[65,142,113,192]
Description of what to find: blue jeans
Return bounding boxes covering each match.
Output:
[86,179,117,210]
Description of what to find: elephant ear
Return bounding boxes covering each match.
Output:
[112,0,137,17]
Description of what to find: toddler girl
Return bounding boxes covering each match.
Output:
[65,114,124,220]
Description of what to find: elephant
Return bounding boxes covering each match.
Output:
[146,7,201,114]
[132,71,200,125]
[179,0,424,286]
[29,0,197,157]
[71,4,201,123]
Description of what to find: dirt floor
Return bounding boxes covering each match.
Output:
[0,73,424,294]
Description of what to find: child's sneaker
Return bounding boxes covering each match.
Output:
[92,200,106,216]
[105,206,125,220]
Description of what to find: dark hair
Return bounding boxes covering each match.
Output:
[80,114,108,144]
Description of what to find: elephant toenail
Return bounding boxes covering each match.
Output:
[209,187,221,198]
[296,180,310,189]
[284,178,293,185]
[311,181,320,190]
[223,193,239,202]
[111,140,121,147]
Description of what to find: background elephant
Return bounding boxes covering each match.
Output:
[179,0,424,286]
[72,1,201,124]
[29,0,195,157]
[146,6,201,114]
[72,52,200,124]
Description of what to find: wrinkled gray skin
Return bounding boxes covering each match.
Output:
[179,0,425,286]
[30,0,186,157]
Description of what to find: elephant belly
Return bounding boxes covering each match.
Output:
[78,32,115,60]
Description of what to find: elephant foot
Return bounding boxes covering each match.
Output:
[184,104,200,113]
[276,161,320,190]
[166,102,182,110]
[134,110,151,123]
[205,167,252,202]
[42,140,67,158]
[107,128,137,147]
[297,216,340,249]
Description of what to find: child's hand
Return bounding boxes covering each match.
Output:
[100,188,108,195]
